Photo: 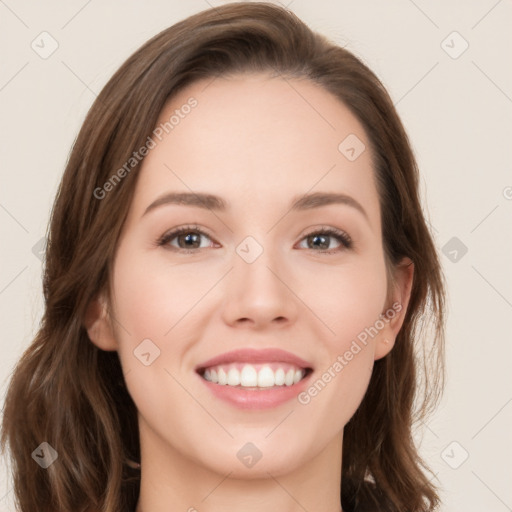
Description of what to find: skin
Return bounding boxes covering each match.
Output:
[85,72,413,512]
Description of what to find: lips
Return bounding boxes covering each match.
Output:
[195,348,313,398]
[195,348,314,409]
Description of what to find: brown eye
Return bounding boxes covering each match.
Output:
[174,232,204,249]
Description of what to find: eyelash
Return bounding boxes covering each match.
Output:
[156,224,353,254]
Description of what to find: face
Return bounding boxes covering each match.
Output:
[86,73,413,481]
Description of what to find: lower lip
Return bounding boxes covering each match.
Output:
[197,371,313,410]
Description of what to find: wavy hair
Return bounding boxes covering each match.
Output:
[1,3,445,511]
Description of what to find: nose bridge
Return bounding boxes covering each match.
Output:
[235,233,287,300]
[221,232,298,327]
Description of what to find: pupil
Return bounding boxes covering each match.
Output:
[182,233,199,248]
[311,234,328,249]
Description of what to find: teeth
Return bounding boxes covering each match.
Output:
[218,367,227,385]
[202,363,306,388]
[227,367,240,386]
[257,366,274,387]
[285,369,295,386]
[274,368,285,386]
[241,365,258,386]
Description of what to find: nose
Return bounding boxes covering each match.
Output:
[220,246,299,330]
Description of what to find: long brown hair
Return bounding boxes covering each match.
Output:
[1,3,445,511]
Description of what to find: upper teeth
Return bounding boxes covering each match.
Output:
[202,363,306,388]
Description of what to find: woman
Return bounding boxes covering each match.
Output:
[1,2,445,511]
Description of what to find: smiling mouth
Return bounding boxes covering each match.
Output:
[197,362,313,389]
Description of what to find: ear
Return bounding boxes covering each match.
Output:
[374,257,414,360]
[83,293,118,351]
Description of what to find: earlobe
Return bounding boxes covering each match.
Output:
[374,257,414,360]
[83,294,118,351]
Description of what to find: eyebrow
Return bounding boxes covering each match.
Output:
[142,191,369,222]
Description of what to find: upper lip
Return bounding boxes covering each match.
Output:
[195,348,313,372]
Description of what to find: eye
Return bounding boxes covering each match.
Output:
[157,225,216,253]
[296,226,353,253]
[157,225,353,254]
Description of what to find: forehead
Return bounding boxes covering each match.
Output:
[129,73,380,226]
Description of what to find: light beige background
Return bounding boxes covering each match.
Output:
[1,1,511,511]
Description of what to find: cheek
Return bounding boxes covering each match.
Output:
[111,249,209,343]
[109,253,201,424]
[300,255,389,343]
[296,255,387,414]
